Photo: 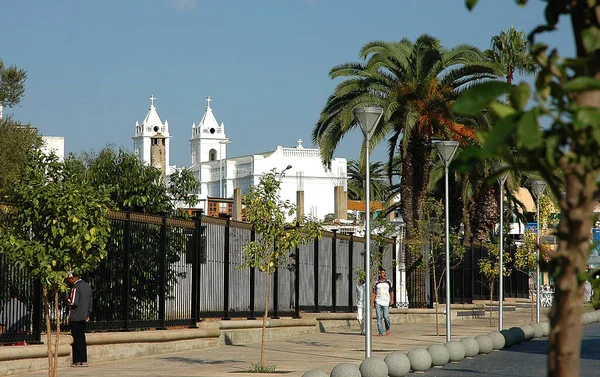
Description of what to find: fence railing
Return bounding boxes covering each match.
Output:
[0,209,396,344]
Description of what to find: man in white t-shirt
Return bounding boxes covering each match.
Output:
[372,268,394,336]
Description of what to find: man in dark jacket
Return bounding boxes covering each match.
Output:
[66,272,92,367]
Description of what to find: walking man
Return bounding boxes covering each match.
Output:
[66,272,92,367]
[372,268,394,336]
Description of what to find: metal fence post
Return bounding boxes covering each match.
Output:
[272,240,280,319]
[123,211,131,331]
[332,230,337,312]
[248,228,256,320]
[348,233,354,311]
[314,237,319,312]
[294,244,300,319]
[222,218,231,320]
[158,215,167,329]
[191,215,202,327]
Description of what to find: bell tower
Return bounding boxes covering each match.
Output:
[190,96,228,166]
[132,95,171,173]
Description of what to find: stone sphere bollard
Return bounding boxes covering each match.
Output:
[509,326,526,344]
[460,337,480,358]
[593,311,600,322]
[474,335,494,354]
[407,348,432,372]
[582,312,590,325]
[426,344,450,367]
[530,323,544,338]
[359,357,388,377]
[330,363,361,377]
[541,322,550,337]
[500,329,514,347]
[519,324,534,341]
[302,370,328,377]
[384,352,411,377]
[445,340,466,362]
[487,331,505,350]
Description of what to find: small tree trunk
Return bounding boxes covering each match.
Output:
[261,269,270,368]
[489,282,494,327]
[43,287,52,377]
[53,290,60,377]
[432,262,439,336]
[531,281,535,322]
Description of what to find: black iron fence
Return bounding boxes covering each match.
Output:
[0,210,396,345]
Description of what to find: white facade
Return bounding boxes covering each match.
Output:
[135,96,347,221]
[132,95,171,173]
[41,136,65,161]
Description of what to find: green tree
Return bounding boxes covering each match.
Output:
[407,198,465,335]
[478,243,512,327]
[0,151,110,377]
[458,1,600,374]
[0,58,27,117]
[485,26,536,85]
[77,146,198,319]
[0,116,43,200]
[240,170,322,370]
[514,229,539,321]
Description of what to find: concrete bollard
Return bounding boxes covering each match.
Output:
[460,337,479,358]
[474,335,494,354]
[407,348,432,372]
[530,323,544,338]
[426,344,449,367]
[359,357,388,377]
[445,340,466,362]
[330,363,361,377]
[384,352,410,377]
[519,324,534,341]
[487,331,505,350]
[508,326,526,344]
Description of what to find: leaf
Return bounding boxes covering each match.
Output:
[488,102,516,119]
[582,26,600,54]
[482,114,519,154]
[516,110,542,149]
[465,0,478,10]
[510,82,531,112]
[453,81,512,115]
[564,77,600,93]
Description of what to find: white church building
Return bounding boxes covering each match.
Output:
[133,96,348,221]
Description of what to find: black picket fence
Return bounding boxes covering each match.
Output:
[435,241,529,304]
[0,210,397,345]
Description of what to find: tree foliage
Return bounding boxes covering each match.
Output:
[0,58,26,109]
[459,1,600,375]
[0,116,43,200]
[0,151,111,376]
[80,146,198,214]
[478,243,512,326]
[240,170,322,368]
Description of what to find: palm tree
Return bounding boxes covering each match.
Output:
[462,27,536,242]
[313,34,501,307]
[485,26,536,85]
[346,159,389,202]
[313,34,500,238]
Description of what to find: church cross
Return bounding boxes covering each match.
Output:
[149,95,156,108]
[206,96,212,109]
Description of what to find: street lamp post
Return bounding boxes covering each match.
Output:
[496,166,509,331]
[353,106,383,358]
[219,139,231,198]
[433,140,459,342]
[531,180,547,323]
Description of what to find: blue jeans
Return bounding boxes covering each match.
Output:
[375,303,390,335]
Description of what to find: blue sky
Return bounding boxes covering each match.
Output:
[1,0,575,167]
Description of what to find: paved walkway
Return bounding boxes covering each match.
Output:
[19,309,556,377]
